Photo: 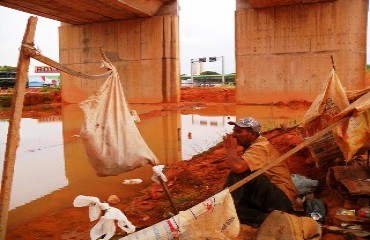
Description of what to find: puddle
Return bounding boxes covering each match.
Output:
[0,103,307,230]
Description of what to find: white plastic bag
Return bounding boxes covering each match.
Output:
[73,195,136,239]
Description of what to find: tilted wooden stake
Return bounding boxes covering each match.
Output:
[148,162,179,215]
[22,44,112,79]
[0,16,37,240]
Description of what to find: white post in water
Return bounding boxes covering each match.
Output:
[221,56,225,85]
[190,59,194,86]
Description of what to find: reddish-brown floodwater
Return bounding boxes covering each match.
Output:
[0,103,307,231]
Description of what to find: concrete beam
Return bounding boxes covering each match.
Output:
[242,0,335,9]
[112,0,165,17]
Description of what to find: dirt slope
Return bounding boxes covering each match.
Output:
[4,86,370,240]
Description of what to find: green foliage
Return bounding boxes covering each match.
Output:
[40,86,49,92]
[0,65,16,71]
[51,85,60,91]
[0,95,12,108]
[6,88,14,93]
[200,71,220,75]
[0,79,16,88]
[366,65,370,70]
[40,85,60,92]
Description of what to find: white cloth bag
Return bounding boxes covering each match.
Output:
[80,59,158,176]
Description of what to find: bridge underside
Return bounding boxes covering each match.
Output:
[1,0,368,104]
[59,14,179,103]
[1,0,180,103]
[0,0,175,25]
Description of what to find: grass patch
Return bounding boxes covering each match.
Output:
[0,95,12,108]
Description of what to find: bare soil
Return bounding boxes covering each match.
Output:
[3,87,370,240]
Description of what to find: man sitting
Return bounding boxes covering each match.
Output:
[223,117,302,227]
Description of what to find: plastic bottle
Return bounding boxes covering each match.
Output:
[310,211,323,221]
[122,179,143,185]
[357,207,370,218]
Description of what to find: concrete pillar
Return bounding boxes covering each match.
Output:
[59,5,179,104]
[236,0,368,104]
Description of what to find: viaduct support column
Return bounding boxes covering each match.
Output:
[236,0,368,104]
[59,4,179,104]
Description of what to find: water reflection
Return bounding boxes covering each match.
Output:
[181,115,235,160]
[0,119,67,210]
[0,103,307,230]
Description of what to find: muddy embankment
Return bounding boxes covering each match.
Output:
[0,88,61,119]
[3,86,370,240]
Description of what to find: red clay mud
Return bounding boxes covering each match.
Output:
[3,87,369,240]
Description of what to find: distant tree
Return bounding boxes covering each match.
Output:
[367,65,370,70]
[0,65,16,71]
[200,71,219,75]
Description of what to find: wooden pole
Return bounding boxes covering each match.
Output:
[0,16,37,239]
[22,45,112,80]
[148,163,178,215]
[159,177,179,214]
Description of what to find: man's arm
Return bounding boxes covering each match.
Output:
[223,134,249,174]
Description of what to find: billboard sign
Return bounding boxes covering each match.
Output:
[34,66,60,73]
[28,75,60,87]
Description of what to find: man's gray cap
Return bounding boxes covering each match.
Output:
[228,117,261,134]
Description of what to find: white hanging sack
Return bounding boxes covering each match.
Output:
[80,59,158,176]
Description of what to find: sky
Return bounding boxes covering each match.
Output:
[0,1,368,75]
[0,8,60,74]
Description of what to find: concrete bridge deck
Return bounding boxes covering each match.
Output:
[0,0,175,24]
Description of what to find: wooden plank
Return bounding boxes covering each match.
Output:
[0,16,37,240]
[23,45,112,79]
